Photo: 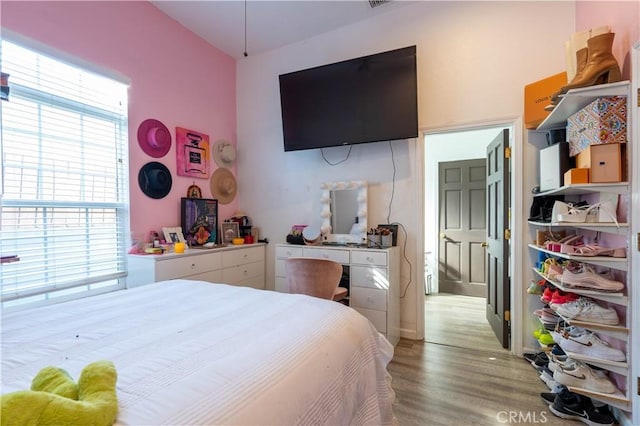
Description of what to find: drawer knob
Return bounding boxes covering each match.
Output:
[323,254,329,259]
[366,256,373,262]
[244,254,248,259]
[191,263,196,269]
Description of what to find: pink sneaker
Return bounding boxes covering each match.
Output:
[561,264,624,292]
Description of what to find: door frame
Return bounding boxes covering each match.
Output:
[416,117,523,355]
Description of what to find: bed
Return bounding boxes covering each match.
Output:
[1,280,396,425]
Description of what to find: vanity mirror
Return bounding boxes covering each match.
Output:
[320,181,367,244]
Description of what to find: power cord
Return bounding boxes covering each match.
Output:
[321,145,353,165]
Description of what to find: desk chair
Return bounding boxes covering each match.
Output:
[284,257,348,302]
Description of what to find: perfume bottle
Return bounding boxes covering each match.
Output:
[183,132,206,175]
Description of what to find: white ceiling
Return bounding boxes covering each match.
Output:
[152,1,414,59]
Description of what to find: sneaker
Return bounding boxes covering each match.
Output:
[540,371,564,393]
[553,362,617,394]
[547,353,573,373]
[561,264,624,292]
[549,389,614,425]
[534,307,561,324]
[550,330,626,362]
[554,298,619,325]
[550,290,579,305]
[524,351,549,371]
[541,287,555,304]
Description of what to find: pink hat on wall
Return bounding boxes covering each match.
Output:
[137,119,172,158]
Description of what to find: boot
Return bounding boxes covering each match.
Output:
[559,32,621,94]
[547,47,588,108]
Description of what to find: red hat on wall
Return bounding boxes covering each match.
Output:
[137,118,171,158]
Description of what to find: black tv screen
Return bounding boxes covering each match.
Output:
[279,46,418,152]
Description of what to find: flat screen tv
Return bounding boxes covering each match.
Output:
[279,45,418,152]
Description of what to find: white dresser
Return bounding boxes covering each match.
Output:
[275,243,400,346]
[128,243,265,290]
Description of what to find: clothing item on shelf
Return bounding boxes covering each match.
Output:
[550,329,626,362]
[553,297,619,325]
[552,362,617,394]
[548,388,615,426]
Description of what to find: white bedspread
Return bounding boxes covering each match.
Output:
[1,280,395,425]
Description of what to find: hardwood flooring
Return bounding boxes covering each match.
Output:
[387,294,566,425]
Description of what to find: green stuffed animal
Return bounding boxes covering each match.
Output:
[1,360,118,426]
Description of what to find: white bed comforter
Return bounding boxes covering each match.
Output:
[1,280,395,425]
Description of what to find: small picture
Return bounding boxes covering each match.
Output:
[181,198,218,246]
[162,227,186,244]
[221,222,239,243]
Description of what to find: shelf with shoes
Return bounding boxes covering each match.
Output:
[531,269,626,306]
[537,81,630,131]
[526,79,633,413]
[528,220,628,235]
[533,182,628,197]
[566,386,630,411]
[528,244,627,271]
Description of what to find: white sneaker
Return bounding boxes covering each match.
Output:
[553,362,617,394]
[554,297,620,325]
[561,265,624,292]
[548,353,574,373]
[550,330,626,362]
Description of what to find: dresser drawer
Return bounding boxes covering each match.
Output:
[351,265,389,290]
[353,307,387,333]
[275,258,287,277]
[155,253,222,280]
[186,269,223,283]
[351,286,387,311]
[222,246,264,267]
[276,245,303,258]
[302,248,349,264]
[351,250,388,267]
[222,261,264,284]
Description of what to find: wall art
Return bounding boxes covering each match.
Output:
[176,127,210,179]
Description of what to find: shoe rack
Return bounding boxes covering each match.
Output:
[526,81,633,414]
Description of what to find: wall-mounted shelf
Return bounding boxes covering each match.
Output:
[528,244,628,271]
[534,183,629,197]
[532,268,627,306]
[528,220,629,235]
[537,81,630,130]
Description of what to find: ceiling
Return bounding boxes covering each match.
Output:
[151,1,413,59]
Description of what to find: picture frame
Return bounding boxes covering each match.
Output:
[162,227,186,244]
[176,127,210,179]
[221,222,239,243]
[181,198,218,246]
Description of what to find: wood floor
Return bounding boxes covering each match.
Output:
[387,294,567,425]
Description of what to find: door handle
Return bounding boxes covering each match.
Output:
[440,233,460,244]
[481,242,488,248]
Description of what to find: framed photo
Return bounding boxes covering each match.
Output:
[221,222,239,243]
[162,227,186,244]
[181,197,218,246]
[176,127,210,179]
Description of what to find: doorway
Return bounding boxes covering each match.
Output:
[424,125,510,351]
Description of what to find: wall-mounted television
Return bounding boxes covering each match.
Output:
[279,45,418,152]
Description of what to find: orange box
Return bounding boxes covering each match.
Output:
[576,143,626,183]
[524,72,567,129]
[563,168,589,185]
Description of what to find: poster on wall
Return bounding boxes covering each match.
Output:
[176,127,210,179]
[181,197,218,246]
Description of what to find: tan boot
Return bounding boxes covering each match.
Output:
[560,32,621,93]
[546,47,588,110]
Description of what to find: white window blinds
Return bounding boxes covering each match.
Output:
[1,40,129,307]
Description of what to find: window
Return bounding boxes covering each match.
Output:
[1,40,129,309]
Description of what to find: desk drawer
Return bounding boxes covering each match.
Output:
[351,265,389,290]
[156,253,222,280]
[276,245,303,258]
[351,250,388,267]
[222,246,263,267]
[351,286,387,312]
[302,248,349,264]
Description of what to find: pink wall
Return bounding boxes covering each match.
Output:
[575,1,640,80]
[2,1,238,244]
